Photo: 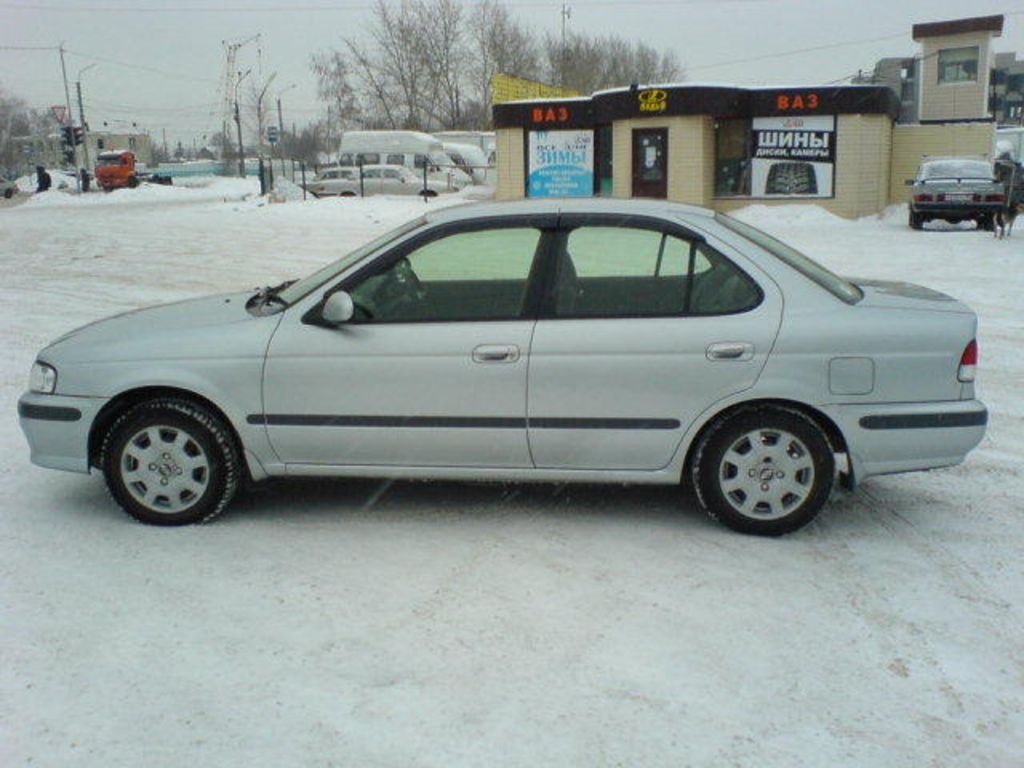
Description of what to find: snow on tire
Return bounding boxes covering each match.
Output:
[101,398,241,526]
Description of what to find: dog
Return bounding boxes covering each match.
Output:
[994,200,1019,239]
[994,159,1021,239]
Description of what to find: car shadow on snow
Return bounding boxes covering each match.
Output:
[228,477,713,529]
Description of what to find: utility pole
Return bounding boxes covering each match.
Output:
[234,100,245,178]
[277,98,284,142]
[74,64,96,181]
[233,67,252,178]
[58,43,81,192]
[75,82,90,181]
[256,72,277,156]
[560,4,572,89]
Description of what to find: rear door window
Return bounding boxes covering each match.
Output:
[551,225,760,317]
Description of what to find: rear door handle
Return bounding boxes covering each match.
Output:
[707,342,755,361]
[472,344,520,363]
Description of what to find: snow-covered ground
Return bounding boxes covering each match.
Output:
[1,181,1022,767]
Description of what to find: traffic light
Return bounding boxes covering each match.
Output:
[63,148,75,165]
[72,127,84,146]
[61,125,74,147]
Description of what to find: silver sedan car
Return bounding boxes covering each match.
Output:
[18,200,987,535]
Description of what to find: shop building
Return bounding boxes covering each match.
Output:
[492,14,1005,218]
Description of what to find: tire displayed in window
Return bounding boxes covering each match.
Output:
[691,406,835,536]
[765,162,818,196]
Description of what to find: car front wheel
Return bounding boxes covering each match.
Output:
[101,398,241,525]
[691,407,835,536]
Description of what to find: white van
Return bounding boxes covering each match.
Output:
[434,130,496,159]
[440,141,492,185]
[338,131,472,189]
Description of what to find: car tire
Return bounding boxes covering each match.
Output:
[127,176,139,189]
[101,398,241,526]
[978,214,995,232]
[419,189,438,198]
[691,407,835,536]
[3,188,13,199]
[909,210,924,230]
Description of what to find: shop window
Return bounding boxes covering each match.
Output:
[595,125,613,196]
[938,47,979,84]
[714,116,835,199]
[715,119,752,197]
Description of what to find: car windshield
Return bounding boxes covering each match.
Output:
[714,213,863,304]
[919,160,993,181]
[97,153,124,165]
[273,217,427,306]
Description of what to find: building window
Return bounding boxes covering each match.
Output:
[97,138,105,149]
[715,119,752,197]
[714,115,836,199]
[938,46,979,84]
[595,125,612,196]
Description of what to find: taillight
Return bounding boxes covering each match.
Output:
[984,193,1005,202]
[958,339,978,383]
[914,193,934,202]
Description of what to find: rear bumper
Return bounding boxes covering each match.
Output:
[18,392,108,474]
[825,399,987,483]
[912,203,1001,218]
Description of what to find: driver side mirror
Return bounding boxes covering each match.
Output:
[321,291,355,325]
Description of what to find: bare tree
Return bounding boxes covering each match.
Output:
[308,0,684,132]
[310,49,360,127]
[465,0,540,126]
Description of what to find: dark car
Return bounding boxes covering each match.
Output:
[909,158,1005,230]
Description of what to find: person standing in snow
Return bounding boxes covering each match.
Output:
[80,168,91,193]
[35,166,51,193]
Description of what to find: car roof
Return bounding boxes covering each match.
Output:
[422,197,717,225]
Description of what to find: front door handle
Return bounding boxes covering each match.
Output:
[707,342,755,361]
[472,344,520,364]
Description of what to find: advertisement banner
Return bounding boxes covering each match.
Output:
[527,129,594,198]
[750,115,835,197]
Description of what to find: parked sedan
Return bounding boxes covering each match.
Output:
[909,157,1005,230]
[18,200,987,535]
[305,166,359,197]
[1,174,18,199]
[307,165,452,198]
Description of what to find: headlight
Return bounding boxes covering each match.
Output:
[29,362,57,394]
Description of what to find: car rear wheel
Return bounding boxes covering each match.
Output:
[909,210,924,230]
[691,407,835,536]
[101,398,241,526]
[3,188,13,199]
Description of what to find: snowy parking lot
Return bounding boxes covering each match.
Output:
[2,180,1022,766]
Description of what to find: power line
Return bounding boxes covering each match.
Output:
[65,49,220,84]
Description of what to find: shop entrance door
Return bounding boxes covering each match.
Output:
[632,128,668,198]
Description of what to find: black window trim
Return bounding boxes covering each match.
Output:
[535,213,764,321]
[302,214,560,327]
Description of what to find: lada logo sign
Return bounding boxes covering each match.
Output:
[638,89,668,113]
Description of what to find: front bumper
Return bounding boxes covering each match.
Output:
[825,399,987,484]
[18,392,109,474]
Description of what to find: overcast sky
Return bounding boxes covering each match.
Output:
[2,0,1022,146]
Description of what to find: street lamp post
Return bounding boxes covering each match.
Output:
[276,83,297,148]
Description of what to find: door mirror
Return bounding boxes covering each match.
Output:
[321,291,355,324]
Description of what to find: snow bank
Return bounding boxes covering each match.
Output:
[729,203,854,229]
[18,176,258,208]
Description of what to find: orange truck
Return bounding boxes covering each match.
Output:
[94,150,140,191]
